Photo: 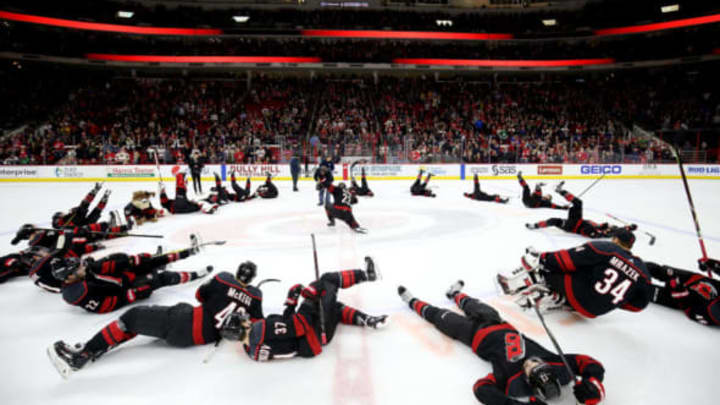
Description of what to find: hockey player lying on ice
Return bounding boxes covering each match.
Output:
[516,171,568,210]
[499,229,653,318]
[399,281,606,405]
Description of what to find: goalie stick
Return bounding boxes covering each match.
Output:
[311,234,328,345]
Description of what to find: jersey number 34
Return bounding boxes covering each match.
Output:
[594,268,632,304]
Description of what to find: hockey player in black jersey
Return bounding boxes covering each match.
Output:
[210,171,256,203]
[222,257,387,361]
[255,172,279,199]
[325,182,366,233]
[160,172,219,214]
[11,223,108,257]
[47,261,265,379]
[526,182,633,238]
[53,239,209,313]
[500,229,653,318]
[516,172,568,210]
[0,252,31,283]
[410,169,435,197]
[646,261,720,326]
[398,281,606,405]
[52,182,111,228]
[464,174,509,203]
[350,167,374,197]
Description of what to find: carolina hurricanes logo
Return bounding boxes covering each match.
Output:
[504,333,526,362]
[690,282,718,301]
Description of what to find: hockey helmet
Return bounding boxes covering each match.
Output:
[524,357,561,401]
[11,224,35,245]
[236,261,257,285]
[52,212,66,228]
[50,257,81,281]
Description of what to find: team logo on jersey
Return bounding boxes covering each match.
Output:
[504,333,526,362]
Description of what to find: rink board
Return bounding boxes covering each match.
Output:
[1,163,719,182]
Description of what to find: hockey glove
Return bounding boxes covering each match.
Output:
[301,284,320,301]
[285,283,304,306]
[573,377,605,405]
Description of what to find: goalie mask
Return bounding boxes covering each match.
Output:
[524,357,561,401]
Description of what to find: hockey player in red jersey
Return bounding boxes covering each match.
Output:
[398,281,606,405]
[517,172,568,210]
[464,173,508,203]
[221,257,387,361]
[411,169,435,197]
[500,229,653,318]
[325,182,366,233]
[47,261,265,379]
[525,182,634,238]
[160,172,218,214]
[52,182,111,228]
[647,261,720,326]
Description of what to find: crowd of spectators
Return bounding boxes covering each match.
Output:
[1,67,718,166]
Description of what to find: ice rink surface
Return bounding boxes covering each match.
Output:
[1,177,719,405]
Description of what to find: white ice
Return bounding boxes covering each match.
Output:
[1,177,718,405]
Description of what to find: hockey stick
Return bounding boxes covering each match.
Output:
[645,129,719,277]
[311,233,328,345]
[529,297,581,405]
[203,339,223,364]
[153,147,164,185]
[577,173,606,198]
[35,227,163,239]
[257,278,281,288]
[604,213,656,246]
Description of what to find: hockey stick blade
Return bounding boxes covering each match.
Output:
[199,240,227,248]
[257,278,281,288]
[203,339,223,364]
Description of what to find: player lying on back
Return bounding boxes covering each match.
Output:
[47,261,264,379]
[11,223,109,258]
[325,182,367,233]
[52,237,210,313]
[499,229,653,318]
[222,257,387,361]
[255,172,279,199]
[350,167,374,197]
[160,172,219,214]
[526,182,635,238]
[410,169,435,197]
[124,191,164,225]
[464,173,508,203]
[52,182,111,228]
[516,172,568,210]
[210,171,256,203]
[0,247,49,284]
[646,261,720,326]
[398,281,606,405]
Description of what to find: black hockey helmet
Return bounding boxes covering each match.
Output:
[337,182,347,190]
[11,224,36,245]
[524,357,561,401]
[50,257,81,281]
[236,261,257,285]
[220,309,251,342]
[52,212,66,228]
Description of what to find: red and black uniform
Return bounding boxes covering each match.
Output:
[350,168,374,197]
[532,190,612,238]
[228,172,255,202]
[539,241,652,318]
[256,174,279,199]
[464,174,508,203]
[647,262,720,326]
[160,173,205,214]
[325,185,361,230]
[411,171,435,197]
[0,253,28,283]
[53,186,109,228]
[27,229,107,257]
[61,248,200,313]
[517,173,568,210]
[406,292,605,405]
[245,270,374,361]
[76,271,264,361]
